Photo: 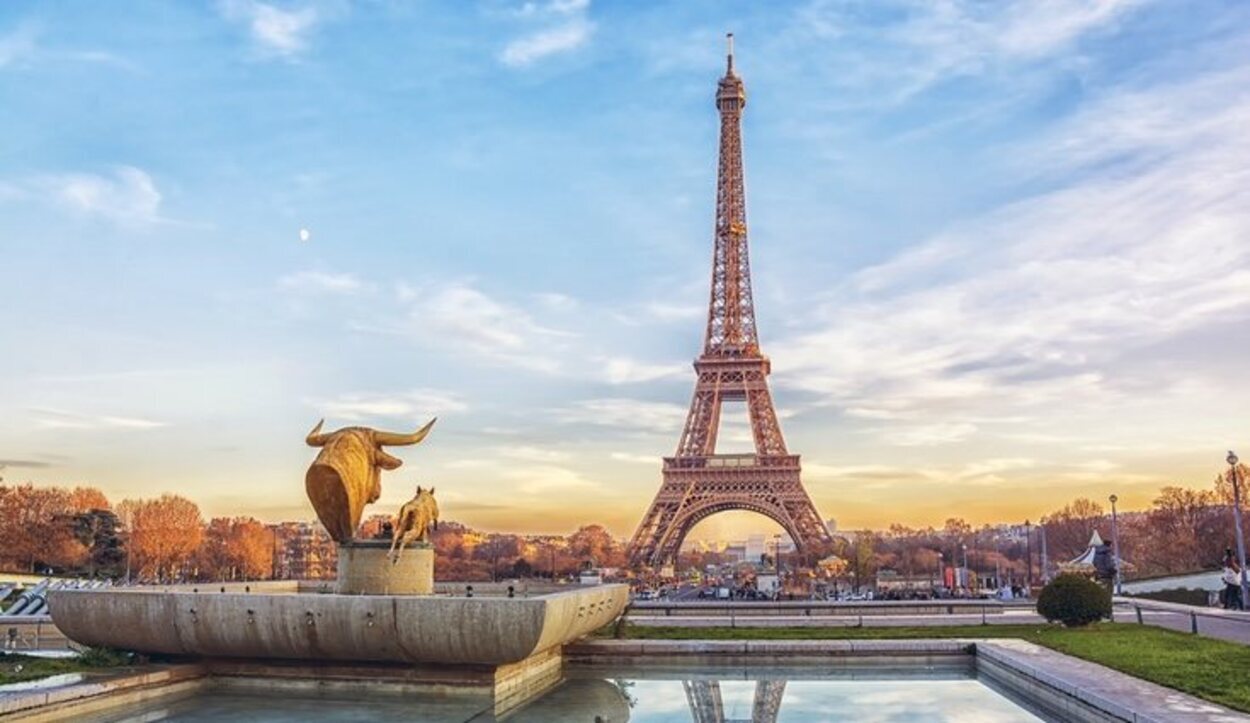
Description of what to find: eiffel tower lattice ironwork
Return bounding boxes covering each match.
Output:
[683,680,787,723]
[628,35,832,569]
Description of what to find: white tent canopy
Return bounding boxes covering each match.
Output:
[1066,531,1105,568]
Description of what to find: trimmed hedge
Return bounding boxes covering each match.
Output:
[1132,588,1210,607]
[1037,573,1112,627]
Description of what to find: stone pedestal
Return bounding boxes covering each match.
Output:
[336,539,433,595]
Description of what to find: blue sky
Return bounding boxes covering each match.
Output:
[2,0,1248,537]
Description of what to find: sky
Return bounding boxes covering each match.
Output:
[2,0,1248,540]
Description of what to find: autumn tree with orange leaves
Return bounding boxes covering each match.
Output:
[195,517,275,580]
[0,484,113,573]
[119,494,204,582]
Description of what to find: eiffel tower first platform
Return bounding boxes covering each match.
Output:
[627,36,832,570]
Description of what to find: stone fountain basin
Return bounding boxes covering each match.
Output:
[49,585,628,666]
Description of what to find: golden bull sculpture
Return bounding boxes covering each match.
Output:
[304,418,436,541]
[388,486,439,563]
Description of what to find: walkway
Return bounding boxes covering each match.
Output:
[625,599,1250,646]
[1115,597,1250,645]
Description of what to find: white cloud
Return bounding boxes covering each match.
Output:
[501,19,593,67]
[954,457,1036,480]
[600,357,686,384]
[805,463,923,480]
[218,0,319,59]
[988,0,1146,59]
[774,60,1250,451]
[534,291,578,310]
[611,451,657,464]
[28,166,162,224]
[884,422,979,447]
[500,0,594,68]
[504,464,597,494]
[0,24,37,68]
[442,455,597,494]
[555,398,688,433]
[29,408,165,431]
[793,0,1151,103]
[642,301,704,322]
[310,389,467,422]
[1071,459,1119,473]
[497,445,570,463]
[278,270,361,294]
[400,281,572,373]
[508,0,590,19]
[1,23,138,72]
[610,300,704,328]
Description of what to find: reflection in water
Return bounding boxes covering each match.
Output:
[507,679,632,722]
[616,678,1047,723]
[683,680,785,723]
[70,667,1051,722]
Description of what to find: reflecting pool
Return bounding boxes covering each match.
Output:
[74,660,1056,722]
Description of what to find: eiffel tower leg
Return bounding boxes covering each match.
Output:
[683,680,725,723]
[745,383,787,456]
[677,386,722,457]
[627,500,666,567]
[753,680,786,723]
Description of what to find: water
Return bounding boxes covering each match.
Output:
[73,662,1054,722]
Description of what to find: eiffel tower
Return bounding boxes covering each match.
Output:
[628,35,832,569]
[684,680,787,723]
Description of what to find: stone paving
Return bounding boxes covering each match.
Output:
[977,639,1250,723]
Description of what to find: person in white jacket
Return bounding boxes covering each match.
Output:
[1221,549,1243,610]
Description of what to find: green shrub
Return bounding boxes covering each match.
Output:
[77,647,133,668]
[1037,574,1112,627]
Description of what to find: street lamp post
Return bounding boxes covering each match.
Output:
[1227,452,1249,609]
[1024,520,1033,593]
[271,527,279,580]
[961,543,968,592]
[995,538,1002,589]
[1040,524,1050,584]
[1109,494,1123,596]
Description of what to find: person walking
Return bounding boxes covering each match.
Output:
[1222,549,1244,610]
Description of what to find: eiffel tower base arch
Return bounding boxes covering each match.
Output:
[629,457,831,569]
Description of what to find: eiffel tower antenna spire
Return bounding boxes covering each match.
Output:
[628,38,832,570]
[726,32,734,74]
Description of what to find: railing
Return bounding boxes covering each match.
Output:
[664,455,802,469]
[1115,596,1250,637]
[629,599,1014,618]
[0,615,67,651]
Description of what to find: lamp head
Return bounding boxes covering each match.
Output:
[1109,494,1118,504]
[1229,451,1239,467]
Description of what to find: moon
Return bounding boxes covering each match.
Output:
[299,228,311,242]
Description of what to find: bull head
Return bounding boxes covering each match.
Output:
[305,418,436,542]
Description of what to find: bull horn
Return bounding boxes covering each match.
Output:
[306,419,330,447]
[374,418,437,447]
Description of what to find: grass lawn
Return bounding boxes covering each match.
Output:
[0,649,132,686]
[609,623,1250,713]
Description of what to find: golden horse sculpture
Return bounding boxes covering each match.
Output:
[304,418,436,542]
[388,486,439,563]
